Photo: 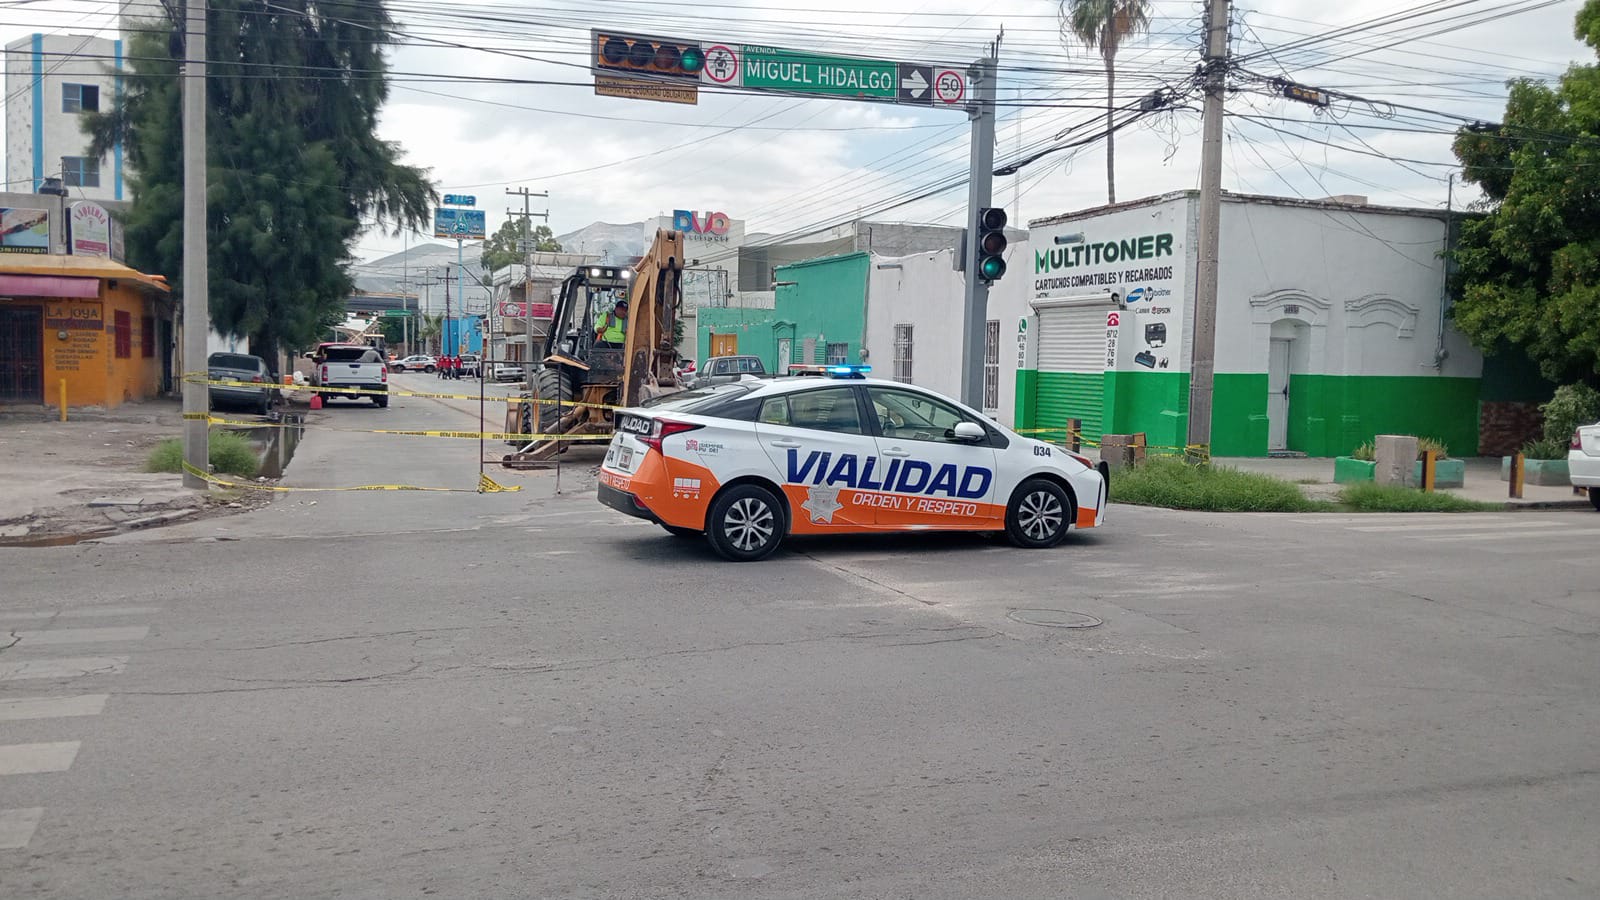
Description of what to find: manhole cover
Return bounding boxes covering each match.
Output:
[1007,608,1102,629]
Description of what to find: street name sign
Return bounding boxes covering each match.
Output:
[741,46,897,99]
[382,309,414,318]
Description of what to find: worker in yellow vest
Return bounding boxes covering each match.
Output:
[594,299,628,347]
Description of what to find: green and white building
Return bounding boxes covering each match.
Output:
[1002,191,1483,457]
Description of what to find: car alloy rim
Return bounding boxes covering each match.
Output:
[1018,490,1064,540]
[725,497,776,551]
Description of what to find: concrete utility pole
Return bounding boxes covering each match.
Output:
[959,53,999,410]
[506,187,549,365]
[180,0,209,489]
[1187,0,1230,452]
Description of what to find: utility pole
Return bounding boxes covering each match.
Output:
[1187,0,1230,453]
[506,187,549,366]
[443,265,454,357]
[180,0,209,489]
[959,51,999,410]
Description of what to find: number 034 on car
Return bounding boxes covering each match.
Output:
[596,369,1109,561]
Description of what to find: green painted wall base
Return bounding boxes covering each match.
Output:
[1334,456,1465,488]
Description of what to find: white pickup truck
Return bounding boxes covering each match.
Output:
[308,344,389,407]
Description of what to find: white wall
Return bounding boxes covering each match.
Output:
[1215,199,1482,379]
[864,249,965,401]
[3,35,122,201]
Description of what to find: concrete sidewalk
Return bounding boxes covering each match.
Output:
[1217,455,1593,510]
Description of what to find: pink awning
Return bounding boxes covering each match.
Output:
[0,274,99,298]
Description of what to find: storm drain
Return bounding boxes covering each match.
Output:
[1006,608,1102,629]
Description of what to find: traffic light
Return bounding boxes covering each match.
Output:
[976,207,1008,282]
[593,31,705,81]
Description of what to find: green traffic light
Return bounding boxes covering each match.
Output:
[681,47,705,73]
[980,257,1006,280]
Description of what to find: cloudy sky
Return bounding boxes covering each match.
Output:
[1,0,1591,270]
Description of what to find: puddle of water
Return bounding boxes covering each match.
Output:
[230,413,304,479]
[0,530,116,548]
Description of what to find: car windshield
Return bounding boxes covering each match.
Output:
[209,354,258,370]
[639,381,763,411]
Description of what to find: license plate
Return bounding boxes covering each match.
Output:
[619,415,652,435]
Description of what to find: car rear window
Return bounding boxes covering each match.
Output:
[209,353,258,370]
[322,347,370,362]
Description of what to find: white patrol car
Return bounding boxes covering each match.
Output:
[597,366,1109,561]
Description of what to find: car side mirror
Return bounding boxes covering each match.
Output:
[951,422,986,442]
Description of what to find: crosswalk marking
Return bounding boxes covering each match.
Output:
[0,808,44,850]
[0,606,162,622]
[11,626,150,646]
[1414,527,1600,542]
[0,742,81,776]
[0,695,108,723]
[1348,520,1566,533]
[0,656,128,682]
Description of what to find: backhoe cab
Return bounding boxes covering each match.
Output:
[503,229,689,465]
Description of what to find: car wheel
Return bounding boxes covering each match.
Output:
[424,365,435,373]
[1005,478,1072,549]
[661,524,700,539]
[258,395,271,416]
[706,484,784,562]
[374,394,388,408]
[1589,489,1600,512]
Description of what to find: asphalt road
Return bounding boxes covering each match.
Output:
[2,376,1597,898]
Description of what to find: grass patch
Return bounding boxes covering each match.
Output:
[145,431,260,479]
[1338,482,1501,512]
[1111,457,1333,512]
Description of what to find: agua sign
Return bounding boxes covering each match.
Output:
[672,209,732,240]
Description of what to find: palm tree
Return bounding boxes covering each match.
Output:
[419,314,444,356]
[1060,0,1152,204]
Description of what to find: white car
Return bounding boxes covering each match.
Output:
[1569,422,1600,510]
[493,362,527,383]
[596,367,1109,561]
[391,354,436,373]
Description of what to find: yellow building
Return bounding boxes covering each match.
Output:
[0,255,173,409]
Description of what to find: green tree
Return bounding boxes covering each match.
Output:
[1450,0,1600,385]
[1059,0,1152,204]
[481,219,562,273]
[84,0,435,366]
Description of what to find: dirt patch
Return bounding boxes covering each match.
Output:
[0,398,277,542]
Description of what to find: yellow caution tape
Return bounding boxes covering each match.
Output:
[185,374,628,410]
[181,460,520,493]
[187,412,611,443]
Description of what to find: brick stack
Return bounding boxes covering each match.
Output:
[1479,401,1543,456]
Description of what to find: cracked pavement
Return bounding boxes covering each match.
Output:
[3,384,1599,898]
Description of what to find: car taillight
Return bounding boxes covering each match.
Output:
[250,375,264,383]
[640,419,702,453]
[381,368,388,383]
[320,365,328,382]
[1574,429,1583,450]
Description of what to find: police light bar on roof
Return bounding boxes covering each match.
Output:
[825,365,871,379]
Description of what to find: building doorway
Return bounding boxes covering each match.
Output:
[776,337,792,372]
[0,306,44,404]
[1268,338,1291,451]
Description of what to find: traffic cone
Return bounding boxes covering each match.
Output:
[309,393,323,410]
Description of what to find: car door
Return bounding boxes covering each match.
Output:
[864,386,1002,529]
[752,385,880,532]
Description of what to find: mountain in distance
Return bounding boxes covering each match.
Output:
[554,221,649,264]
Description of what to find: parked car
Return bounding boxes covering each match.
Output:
[697,355,769,386]
[458,354,482,378]
[207,351,273,415]
[674,359,697,388]
[308,345,388,407]
[391,354,436,373]
[493,362,526,383]
[1570,422,1600,510]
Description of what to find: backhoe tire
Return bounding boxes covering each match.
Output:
[534,367,577,435]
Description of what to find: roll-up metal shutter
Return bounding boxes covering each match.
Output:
[1035,302,1108,440]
